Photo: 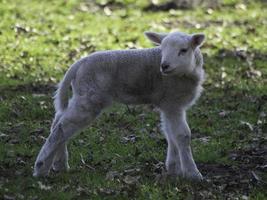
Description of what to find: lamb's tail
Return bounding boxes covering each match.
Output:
[53,60,82,112]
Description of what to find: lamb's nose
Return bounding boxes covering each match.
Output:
[161,62,170,72]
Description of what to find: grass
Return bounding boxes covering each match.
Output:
[0,0,266,199]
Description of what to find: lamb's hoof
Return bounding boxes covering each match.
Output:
[33,169,49,177]
[184,171,203,181]
[52,161,70,173]
[166,164,183,177]
[33,161,50,177]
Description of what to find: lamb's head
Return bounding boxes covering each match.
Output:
[145,31,205,76]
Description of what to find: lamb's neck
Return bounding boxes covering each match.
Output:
[189,48,205,83]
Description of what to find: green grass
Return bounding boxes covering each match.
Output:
[0,0,267,199]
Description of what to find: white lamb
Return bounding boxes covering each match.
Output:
[33,31,205,180]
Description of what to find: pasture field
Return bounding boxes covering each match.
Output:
[0,0,266,199]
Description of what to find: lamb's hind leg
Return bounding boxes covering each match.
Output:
[47,113,70,172]
[52,143,69,172]
[33,94,108,177]
[35,112,66,173]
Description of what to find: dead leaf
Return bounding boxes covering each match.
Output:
[221,71,227,79]
[106,171,120,181]
[219,110,230,117]
[123,175,140,185]
[30,128,45,135]
[3,195,15,200]
[121,134,139,143]
[251,171,260,182]
[38,181,51,191]
[235,3,247,10]
[0,132,8,138]
[77,186,85,193]
[103,6,112,16]
[153,161,164,171]
[32,93,46,97]
[197,136,211,144]
[241,195,249,200]
[13,24,29,34]
[246,68,262,79]
[206,8,213,14]
[240,121,254,131]
[38,135,46,142]
[9,139,19,144]
[259,164,267,169]
[80,153,95,170]
[98,187,116,195]
[99,136,105,142]
[60,185,70,192]
[124,168,141,175]
[259,111,266,118]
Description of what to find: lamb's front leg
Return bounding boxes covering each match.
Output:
[162,110,203,180]
[161,113,182,175]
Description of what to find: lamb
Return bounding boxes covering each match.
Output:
[33,31,205,180]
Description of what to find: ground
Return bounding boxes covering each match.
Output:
[0,0,266,199]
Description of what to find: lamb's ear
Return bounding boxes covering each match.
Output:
[144,31,167,45]
[191,33,205,49]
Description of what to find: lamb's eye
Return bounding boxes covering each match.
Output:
[178,48,188,56]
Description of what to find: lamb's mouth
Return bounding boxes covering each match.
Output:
[161,68,175,76]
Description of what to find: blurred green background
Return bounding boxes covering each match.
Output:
[0,0,266,199]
